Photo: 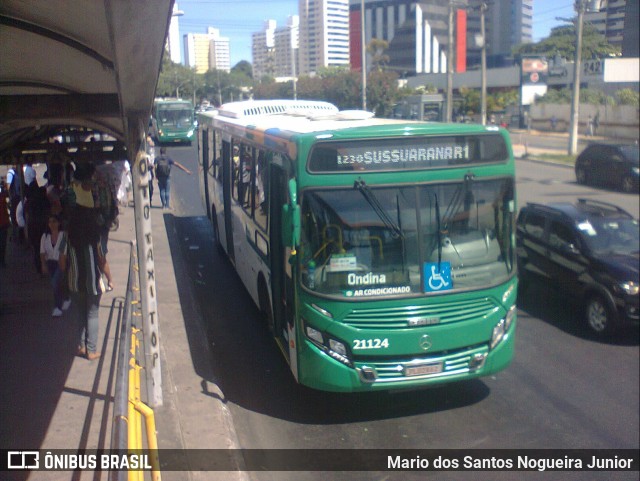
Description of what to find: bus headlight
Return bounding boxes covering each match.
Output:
[306,325,324,345]
[490,319,506,349]
[304,322,352,366]
[187,129,194,137]
[329,339,347,357]
[504,305,516,331]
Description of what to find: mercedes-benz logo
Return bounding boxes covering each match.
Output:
[419,334,432,351]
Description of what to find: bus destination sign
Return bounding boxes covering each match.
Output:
[309,134,508,173]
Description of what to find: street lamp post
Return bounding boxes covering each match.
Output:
[568,0,602,154]
[480,2,487,126]
[446,1,454,122]
[361,0,367,111]
[568,0,587,155]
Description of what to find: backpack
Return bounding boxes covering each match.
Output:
[155,156,171,179]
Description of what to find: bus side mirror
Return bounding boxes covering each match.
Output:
[282,179,301,253]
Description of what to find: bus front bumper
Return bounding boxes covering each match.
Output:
[297,318,516,393]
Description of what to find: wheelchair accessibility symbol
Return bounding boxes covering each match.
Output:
[424,262,452,292]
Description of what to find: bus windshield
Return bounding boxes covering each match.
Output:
[156,107,194,128]
[300,177,515,298]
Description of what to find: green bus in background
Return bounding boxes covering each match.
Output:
[197,100,518,392]
[152,98,196,144]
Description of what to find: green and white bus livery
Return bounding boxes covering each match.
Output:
[197,100,517,392]
[153,98,196,144]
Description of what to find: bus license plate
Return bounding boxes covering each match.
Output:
[405,362,443,377]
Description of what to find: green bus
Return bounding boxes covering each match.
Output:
[197,100,518,392]
[152,98,196,144]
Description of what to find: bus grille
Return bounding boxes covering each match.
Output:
[355,344,489,383]
[342,298,499,329]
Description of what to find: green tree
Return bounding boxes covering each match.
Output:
[232,60,253,80]
[536,87,617,106]
[615,89,639,107]
[513,24,620,60]
[458,87,480,115]
[202,69,243,105]
[536,88,573,104]
[367,38,390,72]
[367,70,400,116]
[155,56,197,99]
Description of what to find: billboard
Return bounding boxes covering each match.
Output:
[521,56,549,105]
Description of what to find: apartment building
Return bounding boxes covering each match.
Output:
[184,27,230,74]
[299,0,350,75]
[585,0,638,57]
[348,0,533,74]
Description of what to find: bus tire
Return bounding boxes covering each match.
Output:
[258,277,275,335]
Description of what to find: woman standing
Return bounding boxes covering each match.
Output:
[40,214,71,317]
[59,205,106,360]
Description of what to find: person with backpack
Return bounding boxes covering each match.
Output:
[154,147,191,209]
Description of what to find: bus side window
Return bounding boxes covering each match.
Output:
[232,142,241,202]
[240,147,254,211]
[254,150,268,231]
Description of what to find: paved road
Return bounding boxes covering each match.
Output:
[516,157,639,219]
[165,143,638,481]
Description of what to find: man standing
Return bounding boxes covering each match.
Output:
[154,147,192,209]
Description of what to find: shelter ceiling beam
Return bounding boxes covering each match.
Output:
[0,94,121,121]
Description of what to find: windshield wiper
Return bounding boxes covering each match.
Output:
[434,193,442,269]
[354,179,404,239]
[442,173,475,232]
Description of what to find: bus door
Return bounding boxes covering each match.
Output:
[200,128,211,219]
[221,140,235,263]
[270,165,295,350]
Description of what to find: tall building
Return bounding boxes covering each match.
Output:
[274,16,300,79]
[252,20,277,80]
[167,2,184,64]
[480,0,532,65]
[298,0,350,75]
[210,29,231,72]
[585,0,638,57]
[349,0,470,75]
[348,0,532,75]
[184,27,230,74]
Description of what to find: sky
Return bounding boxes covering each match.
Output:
[176,0,577,67]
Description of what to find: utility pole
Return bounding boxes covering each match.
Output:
[568,0,586,155]
[480,2,487,126]
[292,39,297,100]
[446,1,454,122]
[361,0,367,110]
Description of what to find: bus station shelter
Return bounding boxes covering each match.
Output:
[0,0,173,163]
[0,0,175,408]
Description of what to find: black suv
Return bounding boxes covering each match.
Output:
[575,143,639,193]
[516,199,639,335]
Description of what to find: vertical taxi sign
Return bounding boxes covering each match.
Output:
[132,147,163,407]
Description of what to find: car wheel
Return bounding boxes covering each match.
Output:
[585,295,615,335]
[575,167,588,185]
[621,175,635,193]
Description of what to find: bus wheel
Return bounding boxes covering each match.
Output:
[258,279,275,334]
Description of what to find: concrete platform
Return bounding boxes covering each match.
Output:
[0,202,243,481]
